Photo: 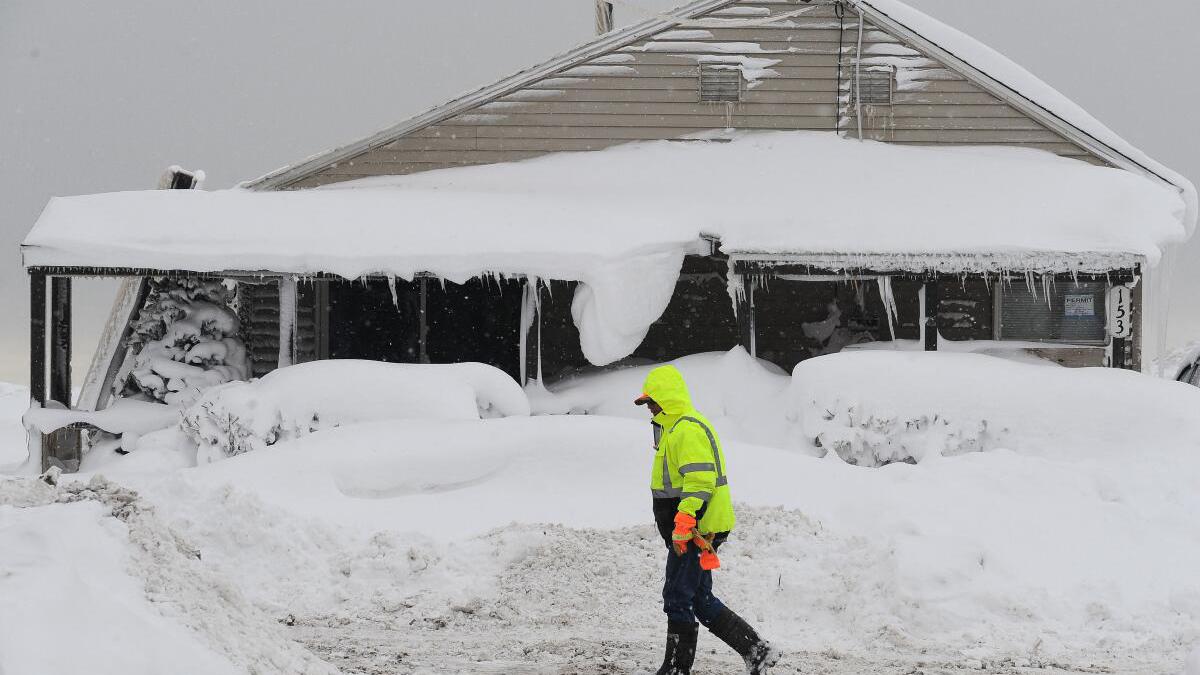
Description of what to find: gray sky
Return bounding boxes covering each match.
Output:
[2,0,1197,385]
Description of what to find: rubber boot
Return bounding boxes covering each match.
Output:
[655,621,699,675]
[707,608,779,674]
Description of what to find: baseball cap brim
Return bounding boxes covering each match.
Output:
[634,393,653,406]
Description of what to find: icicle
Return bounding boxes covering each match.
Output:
[877,275,898,342]
[278,276,297,369]
[386,275,399,309]
[917,281,927,347]
[1042,273,1055,309]
[855,8,865,141]
[518,276,540,385]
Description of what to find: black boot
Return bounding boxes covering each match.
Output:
[655,621,699,675]
[707,608,779,674]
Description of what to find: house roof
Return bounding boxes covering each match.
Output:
[241,0,1195,230]
[25,131,1188,277]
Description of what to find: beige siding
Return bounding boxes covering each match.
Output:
[291,0,1098,189]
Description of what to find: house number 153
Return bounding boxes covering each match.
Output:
[1108,286,1132,339]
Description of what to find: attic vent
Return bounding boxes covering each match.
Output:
[852,68,894,105]
[699,65,742,102]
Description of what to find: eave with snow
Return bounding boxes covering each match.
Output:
[20,0,1195,473]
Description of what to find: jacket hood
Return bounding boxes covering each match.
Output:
[641,365,692,416]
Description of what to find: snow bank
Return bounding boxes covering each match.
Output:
[108,404,1200,670]
[530,348,790,446]
[0,476,334,675]
[537,348,1200,467]
[181,360,529,462]
[24,398,181,435]
[790,351,1200,465]
[0,383,29,469]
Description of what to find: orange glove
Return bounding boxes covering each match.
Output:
[672,512,697,556]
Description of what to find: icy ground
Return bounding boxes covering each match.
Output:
[3,351,1200,674]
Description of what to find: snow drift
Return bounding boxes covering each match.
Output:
[180,360,530,462]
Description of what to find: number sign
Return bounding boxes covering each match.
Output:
[1108,286,1132,339]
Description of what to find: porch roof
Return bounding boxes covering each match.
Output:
[23,131,1190,279]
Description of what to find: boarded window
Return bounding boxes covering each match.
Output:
[852,68,893,105]
[699,65,742,102]
[996,281,1107,344]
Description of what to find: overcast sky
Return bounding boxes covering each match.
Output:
[1,0,1197,385]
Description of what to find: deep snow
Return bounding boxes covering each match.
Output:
[3,351,1200,674]
[22,131,1193,368]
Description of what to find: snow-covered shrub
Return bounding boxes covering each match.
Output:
[810,402,996,467]
[121,278,250,407]
[181,360,530,462]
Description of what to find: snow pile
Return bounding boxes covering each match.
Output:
[123,278,250,406]
[0,475,335,675]
[530,348,791,446]
[0,383,29,469]
[108,397,1200,672]
[180,360,529,462]
[789,351,1200,464]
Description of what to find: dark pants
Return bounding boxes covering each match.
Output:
[654,497,729,625]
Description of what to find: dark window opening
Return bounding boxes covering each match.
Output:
[700,64,742,102]
[851,68,893,106]
[753,277,920,372]
[997,281,1107,344]
[324,277,525,380]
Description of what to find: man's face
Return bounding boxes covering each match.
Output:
[647,400,663,416]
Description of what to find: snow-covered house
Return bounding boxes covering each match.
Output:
[21,0,1194,470]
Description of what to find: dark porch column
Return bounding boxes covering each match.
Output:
[50,277,72,405]
[924,275,939,352]
[736,275,756,358]
[30,272,47,406]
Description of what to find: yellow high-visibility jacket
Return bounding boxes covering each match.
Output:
[644,365,736,535]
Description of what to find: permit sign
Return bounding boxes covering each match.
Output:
[1108,286,1132,339]
[1064,294,1095,317]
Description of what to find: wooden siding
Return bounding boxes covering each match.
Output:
[288,0,1097,189]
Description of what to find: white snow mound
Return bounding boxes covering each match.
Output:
[182,360,529,461]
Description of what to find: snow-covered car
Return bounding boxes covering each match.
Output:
[1179,353,1200,388]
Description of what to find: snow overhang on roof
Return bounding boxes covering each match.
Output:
[240,0,1195,236]
[23,132,1189,278]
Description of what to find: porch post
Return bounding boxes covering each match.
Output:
[923,274,939,351]
[50,277,72,405]
[737,274,757,358]
[418,277,430,364]
[30,272,47,406]
[47,276,81,471]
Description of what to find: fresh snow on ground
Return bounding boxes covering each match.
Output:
[0,383,29,469]
[3,350,1200,673]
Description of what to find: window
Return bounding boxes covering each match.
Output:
[995,281,1107,344]
[851,68,893,106]
[699,64,742,102]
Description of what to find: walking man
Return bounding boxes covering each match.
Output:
[636,365,778,675]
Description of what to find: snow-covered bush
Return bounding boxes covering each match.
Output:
[122,278,250,407]
[181,360,530,462]
[809,402,995,466]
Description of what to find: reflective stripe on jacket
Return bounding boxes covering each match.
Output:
[644,365,736,535]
